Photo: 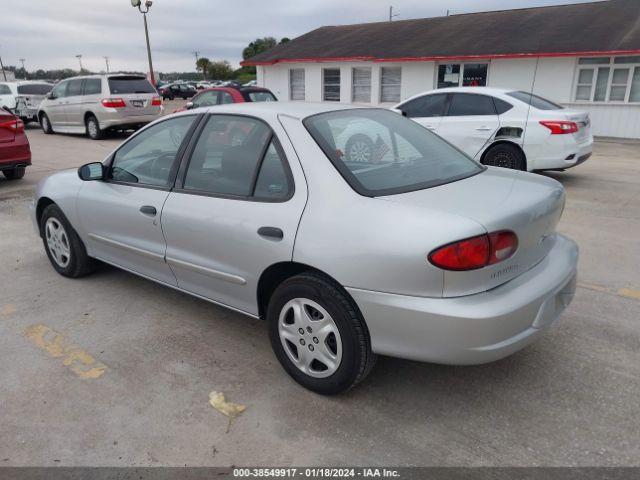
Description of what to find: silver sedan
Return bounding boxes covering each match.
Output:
[32,103,578,394]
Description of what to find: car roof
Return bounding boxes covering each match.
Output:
[198,101,370,119]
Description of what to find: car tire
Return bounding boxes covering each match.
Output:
[267,272,376,395]
[40,204,96,278]
[482,143,526,171]
[345,134,375,163]
[40,113,53,134]
[2,167,26,180]
[86,115,104,140]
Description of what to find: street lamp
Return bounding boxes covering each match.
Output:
[19,58,26,79]
[131,0,155,85]
[76,54,83,72]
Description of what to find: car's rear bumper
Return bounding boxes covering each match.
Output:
[347,234,578,365]
[0,141,31,169]
[98,112,161,130]
[527,135,593,171]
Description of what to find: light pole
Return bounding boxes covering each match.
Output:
[76,54,83,72]
[103,56,110,73]
[131,0,155,85]
[19,58,26,79]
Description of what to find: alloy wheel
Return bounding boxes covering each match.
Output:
[45,217,71,268]
[348,141,372,163]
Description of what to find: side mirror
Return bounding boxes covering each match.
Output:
[47,93,56,100]
[78,162,104,181]
[185,102,194,110]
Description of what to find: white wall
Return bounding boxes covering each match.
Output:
[259,57,640,138]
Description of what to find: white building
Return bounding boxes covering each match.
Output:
[245,0,640,138]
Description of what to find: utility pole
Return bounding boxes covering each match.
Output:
[193,51,203,79]
[0,45,6,81]
[76,54,83,72]
[103,56,110,73]
[19,58,26,79]
[389,5,399,21]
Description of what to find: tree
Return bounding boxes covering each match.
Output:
[195,57,211,79]
[242,37,278,61]
[208,60,234,80]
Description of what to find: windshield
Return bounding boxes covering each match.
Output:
[507,91,563,110]
[17,83,52,95]
[108,77,156,94]
[304,109,484,196]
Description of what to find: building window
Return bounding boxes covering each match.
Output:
[323,68,341,102]
[437,63,488,88]
[289,69,305,101]
[574,56,640,103]
[352,67,372,103]
[380,67,401,103]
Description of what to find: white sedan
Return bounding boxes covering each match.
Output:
[341,87,592,172]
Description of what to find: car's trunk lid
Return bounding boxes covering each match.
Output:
[380,168,565,297]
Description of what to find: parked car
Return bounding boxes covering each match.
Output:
[158,83,197,100]
[384,87,593,171]
[32,103,578,394]
[0,108,31,180]
[174,85,277,113]
[38,74,162,140]
[0,81,53,123]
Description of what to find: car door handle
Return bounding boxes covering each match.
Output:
[425,125,436,130]
[475,126,493,131]
[258,226,283,240]
[139,205,157,216]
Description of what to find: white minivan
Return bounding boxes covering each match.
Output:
[38,74,162,140]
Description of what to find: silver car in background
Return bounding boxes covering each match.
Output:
[38,74,162,140]
[32,103,578,394]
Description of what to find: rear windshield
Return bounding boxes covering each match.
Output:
[506,91,563,110]
[245,90,277,102]
[108,77,156,94]
[17,83,52,95]
[304,109,484,197]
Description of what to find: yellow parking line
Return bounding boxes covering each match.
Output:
[579,282,640,301]
[24,324,107,379]
[1,304,17,317]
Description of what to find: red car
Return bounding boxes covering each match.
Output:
[173,85,277,113]
[0,108,31,180]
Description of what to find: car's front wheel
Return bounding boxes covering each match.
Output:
[40,113,53,134]
[40,204,96,278]
[3,167,25,180]
[267,273,376,395]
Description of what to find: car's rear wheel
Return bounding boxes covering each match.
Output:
[345,134,374,163]
[267,273,376,395]
[40,204,96,278]
[3,167,25,180]
[40,113,53,134]
[86,115,104,140]
[482,143,526,170]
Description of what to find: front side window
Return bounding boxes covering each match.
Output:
[219,91,234,104]
[193,91,219,107]
[290,69,305,101]
[437,63,488,88]
[183,115,291,200]
[400,94,447,118]
[109,116,196,187]
[380,67,401,103]
[448,93,496,116]
[352,67,372,103]
[304,109,483,197]
[323,69,341,102]
[66,79,84,97]
[50,81,68,99]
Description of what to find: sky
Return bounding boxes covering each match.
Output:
[0,0,602,74]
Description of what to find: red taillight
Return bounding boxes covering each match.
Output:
[151,96,162,106]
[540,120,578,135]
[0,118,23,132]
[429,231,518,271]
[101,98,126,108]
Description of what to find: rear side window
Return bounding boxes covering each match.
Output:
[84,79,102,95]
[493,98,513,114]
[183,115,291,200]
[108,77,156,94]
[246,91,277,102]
[448,93,496,116]
[0,84,11,95]
[506,91,563,110]
[17,84,52,95]
[66,80,84,97]
[401,94,447,118]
